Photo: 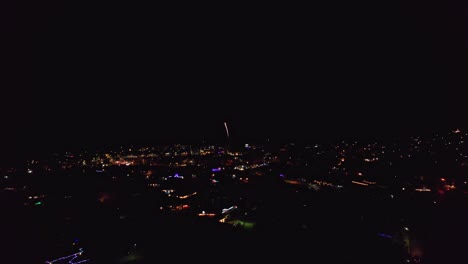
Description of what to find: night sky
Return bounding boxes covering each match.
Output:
[2,1,466,163]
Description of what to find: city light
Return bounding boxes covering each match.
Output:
[4,127,467,262]
[222,206,237,214]
[45,248,90,264]
[352,181,368,186]
[198,211,216,217]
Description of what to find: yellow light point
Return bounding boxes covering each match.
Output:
[363,180,376,185]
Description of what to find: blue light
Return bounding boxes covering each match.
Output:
[377,233,392,239]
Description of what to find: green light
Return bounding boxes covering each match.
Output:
[227,219,255,230]
[34,201,42,206]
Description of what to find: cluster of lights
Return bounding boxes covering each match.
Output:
[178,192,197,199]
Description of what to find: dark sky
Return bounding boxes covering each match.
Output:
[2,1,466,163]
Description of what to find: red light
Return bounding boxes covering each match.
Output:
[440,178,446,182]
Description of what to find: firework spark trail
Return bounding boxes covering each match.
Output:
[224,122,230,139]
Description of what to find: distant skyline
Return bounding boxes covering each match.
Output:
[2,1,466,164]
